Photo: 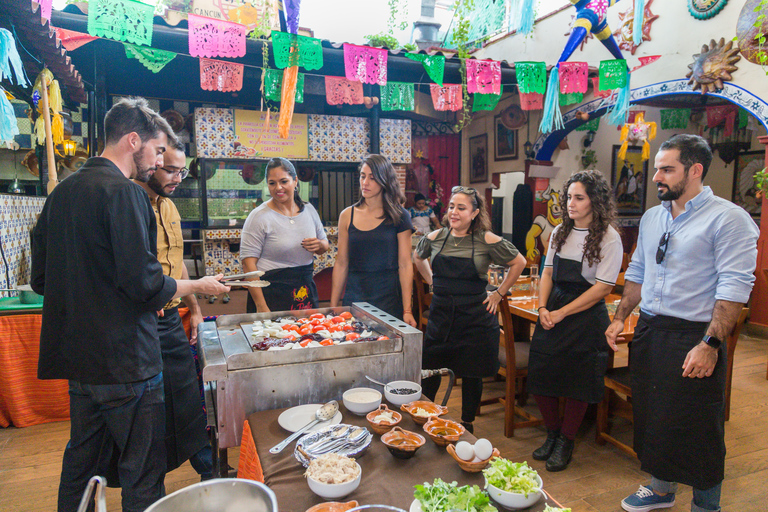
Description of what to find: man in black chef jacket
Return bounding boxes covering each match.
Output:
[31,97,229,512]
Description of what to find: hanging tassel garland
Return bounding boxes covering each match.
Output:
[0,29,30,87]
[520,0,536,35]
[0,89,20,144]
[278,65,299,139]
[539,66,564,134]
[606,76,631,127]
[633,0,645,46]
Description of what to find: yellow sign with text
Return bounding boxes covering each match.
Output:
[233,110,309,159]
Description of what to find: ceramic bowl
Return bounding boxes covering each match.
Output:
[384,380,422,406]
[380,426,426,459]
[484,474,543,509]
[422,418,465,446]
[306,463,362,499]
[446,444,501,473]
[400,401,448,425]
[366,404,403,435]
[305,500,359,512]
[343,387,382,415]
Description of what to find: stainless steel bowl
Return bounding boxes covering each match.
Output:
[144,478,278,512]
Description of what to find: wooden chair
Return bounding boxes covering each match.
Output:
[413,265,432,332]
[596,307,749,457]
[480,299,543,437]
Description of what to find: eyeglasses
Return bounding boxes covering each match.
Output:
[451,186,477,195]
[159,166,190,179]
[656,231,670,264]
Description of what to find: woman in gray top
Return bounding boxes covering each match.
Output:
[240,158,328,312]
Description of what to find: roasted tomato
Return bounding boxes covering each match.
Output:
[339,311,353,320]
[330,315,345,324]
[319,339,334,346]
[345,332,360,341]
[377,335,389,341]
[299,339,311,348]
[342,324,355,332]
[282,324,299,332]
[297,318,310,324]
[310,313,325,320]
[298,325,312,336]
[312,324,326,333]
[327,325,341,333]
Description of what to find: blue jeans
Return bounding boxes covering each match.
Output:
[651,476,722,512]
[189,444,213,480]
[58,373,166,512]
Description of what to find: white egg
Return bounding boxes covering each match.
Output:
[455,441,474,461]
[473,438,493,461]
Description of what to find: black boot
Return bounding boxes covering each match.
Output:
[545,434,574,472]
[532,429,560,461]
[460,421,474,434]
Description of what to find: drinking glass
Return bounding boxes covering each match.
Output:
[530,275,539,308]
[529,264,539,278]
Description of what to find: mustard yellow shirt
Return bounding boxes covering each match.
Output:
[151,195,184,309]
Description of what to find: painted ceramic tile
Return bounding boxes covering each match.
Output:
[195,108,237,158]
[308,114,370,162]
[380,118,412,164]
[0,195,45,290]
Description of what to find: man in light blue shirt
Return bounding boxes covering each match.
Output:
[605,134,758,512]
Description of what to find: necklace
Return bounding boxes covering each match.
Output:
[453,234,467,247]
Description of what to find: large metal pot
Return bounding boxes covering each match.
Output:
[0,284,43,304]
[144,478,278,512]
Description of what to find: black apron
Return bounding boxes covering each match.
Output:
[246,263,319,313]
[630,312,724,490]
[527,254,611,404]
[159,307,209,471]
[422,232,500,378]
[343,269,402,319]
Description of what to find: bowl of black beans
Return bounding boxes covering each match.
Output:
[384,380,422,407]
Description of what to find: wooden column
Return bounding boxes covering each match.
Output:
[750,136,768,326]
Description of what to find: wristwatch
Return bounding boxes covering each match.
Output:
[701,335,722,350]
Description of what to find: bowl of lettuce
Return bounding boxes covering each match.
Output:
[413,478,497,512]
[482,458,542,510]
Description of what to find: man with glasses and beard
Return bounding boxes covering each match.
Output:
[134,140,214,481]
[605,134,758,512]
[32,97,229,512]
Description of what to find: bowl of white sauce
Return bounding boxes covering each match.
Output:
[343,387,382,415]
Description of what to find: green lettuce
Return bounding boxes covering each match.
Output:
[414,478,497,512]
[543,506,571,512]
[481,458,540,497]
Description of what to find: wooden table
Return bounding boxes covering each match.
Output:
[237,403,564,512]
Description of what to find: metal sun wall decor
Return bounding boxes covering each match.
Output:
[686,37,741,93]
[613,0,659,55]
[687,0,729,20]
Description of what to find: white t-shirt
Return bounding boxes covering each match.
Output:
[240,202,326,272]
[543,224,623,286]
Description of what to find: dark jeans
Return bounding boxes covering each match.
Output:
[189,444,213,480]
[58,373,166,512]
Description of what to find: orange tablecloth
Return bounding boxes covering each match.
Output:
[0,314,69,427]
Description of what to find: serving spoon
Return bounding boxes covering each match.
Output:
[365,375,392,392]
[270,400,339,454]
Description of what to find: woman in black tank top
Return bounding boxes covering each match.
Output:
[330,155,416,326]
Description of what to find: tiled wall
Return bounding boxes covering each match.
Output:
[0,194,45,290]
[203,227,339,276]
[194,108,411,163]
[11,99,88,150]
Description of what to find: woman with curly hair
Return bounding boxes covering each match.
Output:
[528,170,623,472]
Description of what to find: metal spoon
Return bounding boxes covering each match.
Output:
[365,375,392,392]
[269,401,339,454]
[312,428,369,455]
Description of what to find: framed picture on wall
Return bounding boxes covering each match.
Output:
[494,116,518,160]
[733,150,764,217]
[611,145,648,216]
[469,134,488,183]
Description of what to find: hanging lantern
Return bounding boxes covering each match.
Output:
[62,139,77,156]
